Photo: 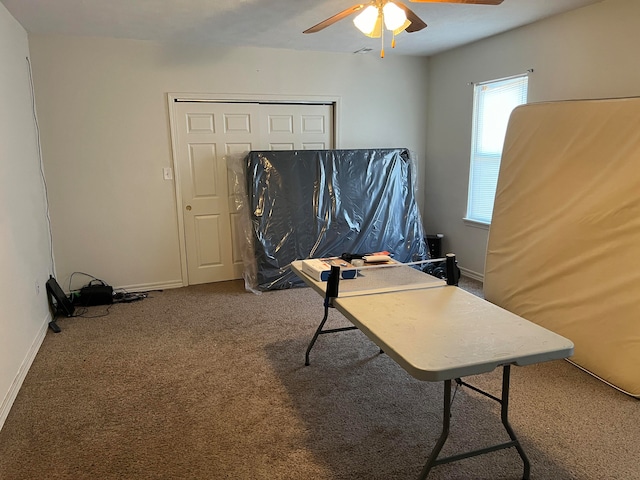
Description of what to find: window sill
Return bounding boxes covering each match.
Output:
[463,218,490,230]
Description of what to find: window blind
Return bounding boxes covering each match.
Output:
[467,74,528,224]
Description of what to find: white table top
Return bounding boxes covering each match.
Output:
[292,260,446,296]
[291,261,574,382]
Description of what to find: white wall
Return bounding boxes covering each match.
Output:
[27,36,431,291]
[0,3,52,429]
[424,0,640,278]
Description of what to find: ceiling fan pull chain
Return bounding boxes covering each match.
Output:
[380,24,385,58]
[392,32,396,49]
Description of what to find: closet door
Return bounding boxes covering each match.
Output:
[173,101,333,284]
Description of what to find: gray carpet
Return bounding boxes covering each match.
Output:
[0,277,638,479]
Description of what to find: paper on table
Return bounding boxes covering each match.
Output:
[363,254,392,263]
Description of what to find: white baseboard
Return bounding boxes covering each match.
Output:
[0,312,50,431]
[115,279,185,293]
[459,266,484,282]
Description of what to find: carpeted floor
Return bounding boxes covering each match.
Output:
[0,277,638,479]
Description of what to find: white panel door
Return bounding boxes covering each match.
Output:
[173,101,333,285]
[259,104,333,150]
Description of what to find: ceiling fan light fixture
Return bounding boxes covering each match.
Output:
[354,2,411,43]
[382,2,408,31]
[353,5,380,35]
[305,0,502,57]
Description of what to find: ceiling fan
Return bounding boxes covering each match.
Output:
[304,0,504,57]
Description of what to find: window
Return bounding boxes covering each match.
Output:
[466,74,529,225]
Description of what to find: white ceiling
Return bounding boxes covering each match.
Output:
[1,0,602,56]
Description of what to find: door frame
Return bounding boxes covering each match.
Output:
[167,92,341,286]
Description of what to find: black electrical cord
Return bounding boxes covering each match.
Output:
[68,271,109,293]
[75,304,114,318]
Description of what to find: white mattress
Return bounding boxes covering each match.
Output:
[484,97,640,397]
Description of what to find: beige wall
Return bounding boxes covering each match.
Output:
[0,3,52,428]
[425,0,640,278]
[28,36,431,291]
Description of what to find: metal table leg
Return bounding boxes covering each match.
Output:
[304,299,358,366]
[305,265,359,366]
[418,379,452,479]
[418,365,531,479]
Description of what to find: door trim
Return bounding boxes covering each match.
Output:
[167,93,341,286]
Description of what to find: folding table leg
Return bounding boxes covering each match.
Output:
[305,302,330,366]
[418,380,452,479]
[305,266,361,366]
[417,366,531,479]
[500,366,531,480]
[304,298,358,366]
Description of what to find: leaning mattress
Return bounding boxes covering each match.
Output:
[484,97,640,397]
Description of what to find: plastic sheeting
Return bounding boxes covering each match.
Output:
[484,97,640,397]
[230,149,428,291]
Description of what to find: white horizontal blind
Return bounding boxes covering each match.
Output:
[467,74,528,224]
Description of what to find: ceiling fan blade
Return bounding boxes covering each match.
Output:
[303,4,367,34]
[396,4,428,33]
[409,0,504,5]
